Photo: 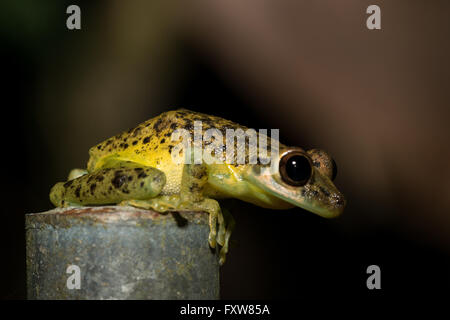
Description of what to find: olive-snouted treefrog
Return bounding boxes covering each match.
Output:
[50,109,345,265]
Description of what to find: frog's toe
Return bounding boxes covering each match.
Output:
[219,250,227,266]
[218,209,235,266]
[208,222,217,249]
[216,209,227,247]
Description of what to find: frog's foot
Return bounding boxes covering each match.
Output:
[218,207,235,265]
[187,198,221,249]
[67,168,88,180]
[120,196,232,265]
[179,198,233,265]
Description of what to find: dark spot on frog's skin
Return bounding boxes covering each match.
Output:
[183,119,194,131]
[123,143,129,149]
[319,186,331,197]
[313,161,321,168]
[96,175,104,182]
[170,123,177,130]
[90,183,97,194]
[189,183,201,193]
[122,189,130,194]
[153,118,164,132]
[143,136,150,144]
[190,165,205,179]
[64,180,74,188]
[168,145,174,153]
[112,172,127,188]
[132,140,138,146]
[176,111,188,118]
[75,186,81,198]
[97,145,102,150]
[128,175,133,181]
[140,181,144,187]
[109,186,113,191]
[138,171,148,179]
[160,138,165,144]
[134,168,143,173]
[132,127,142,137]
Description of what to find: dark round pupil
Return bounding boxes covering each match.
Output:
[285,155,311,183]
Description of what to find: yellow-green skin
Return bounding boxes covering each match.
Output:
[50,109,345,265]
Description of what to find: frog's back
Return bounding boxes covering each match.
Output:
[88,109,244,168]
[86,109,248,195]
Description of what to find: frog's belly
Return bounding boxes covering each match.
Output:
[158,163,183,195]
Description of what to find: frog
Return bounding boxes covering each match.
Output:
[50,109,346,265]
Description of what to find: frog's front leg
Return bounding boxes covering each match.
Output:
[121,162,232,265]
[120,195,230,265]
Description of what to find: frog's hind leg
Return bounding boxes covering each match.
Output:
[50,166,166,207]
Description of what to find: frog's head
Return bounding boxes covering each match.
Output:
[243,147,346,218]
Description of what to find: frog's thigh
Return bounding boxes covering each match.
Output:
[50,165,166,206]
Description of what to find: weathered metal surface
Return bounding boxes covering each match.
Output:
[26,206,219,300]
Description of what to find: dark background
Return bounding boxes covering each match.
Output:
[1,0,449,299]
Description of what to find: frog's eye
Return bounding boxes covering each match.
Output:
[331,158,338,181]
[279,152,312,186]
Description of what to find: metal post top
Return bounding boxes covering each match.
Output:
[26,206,209,229]
[26,206,219,300]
